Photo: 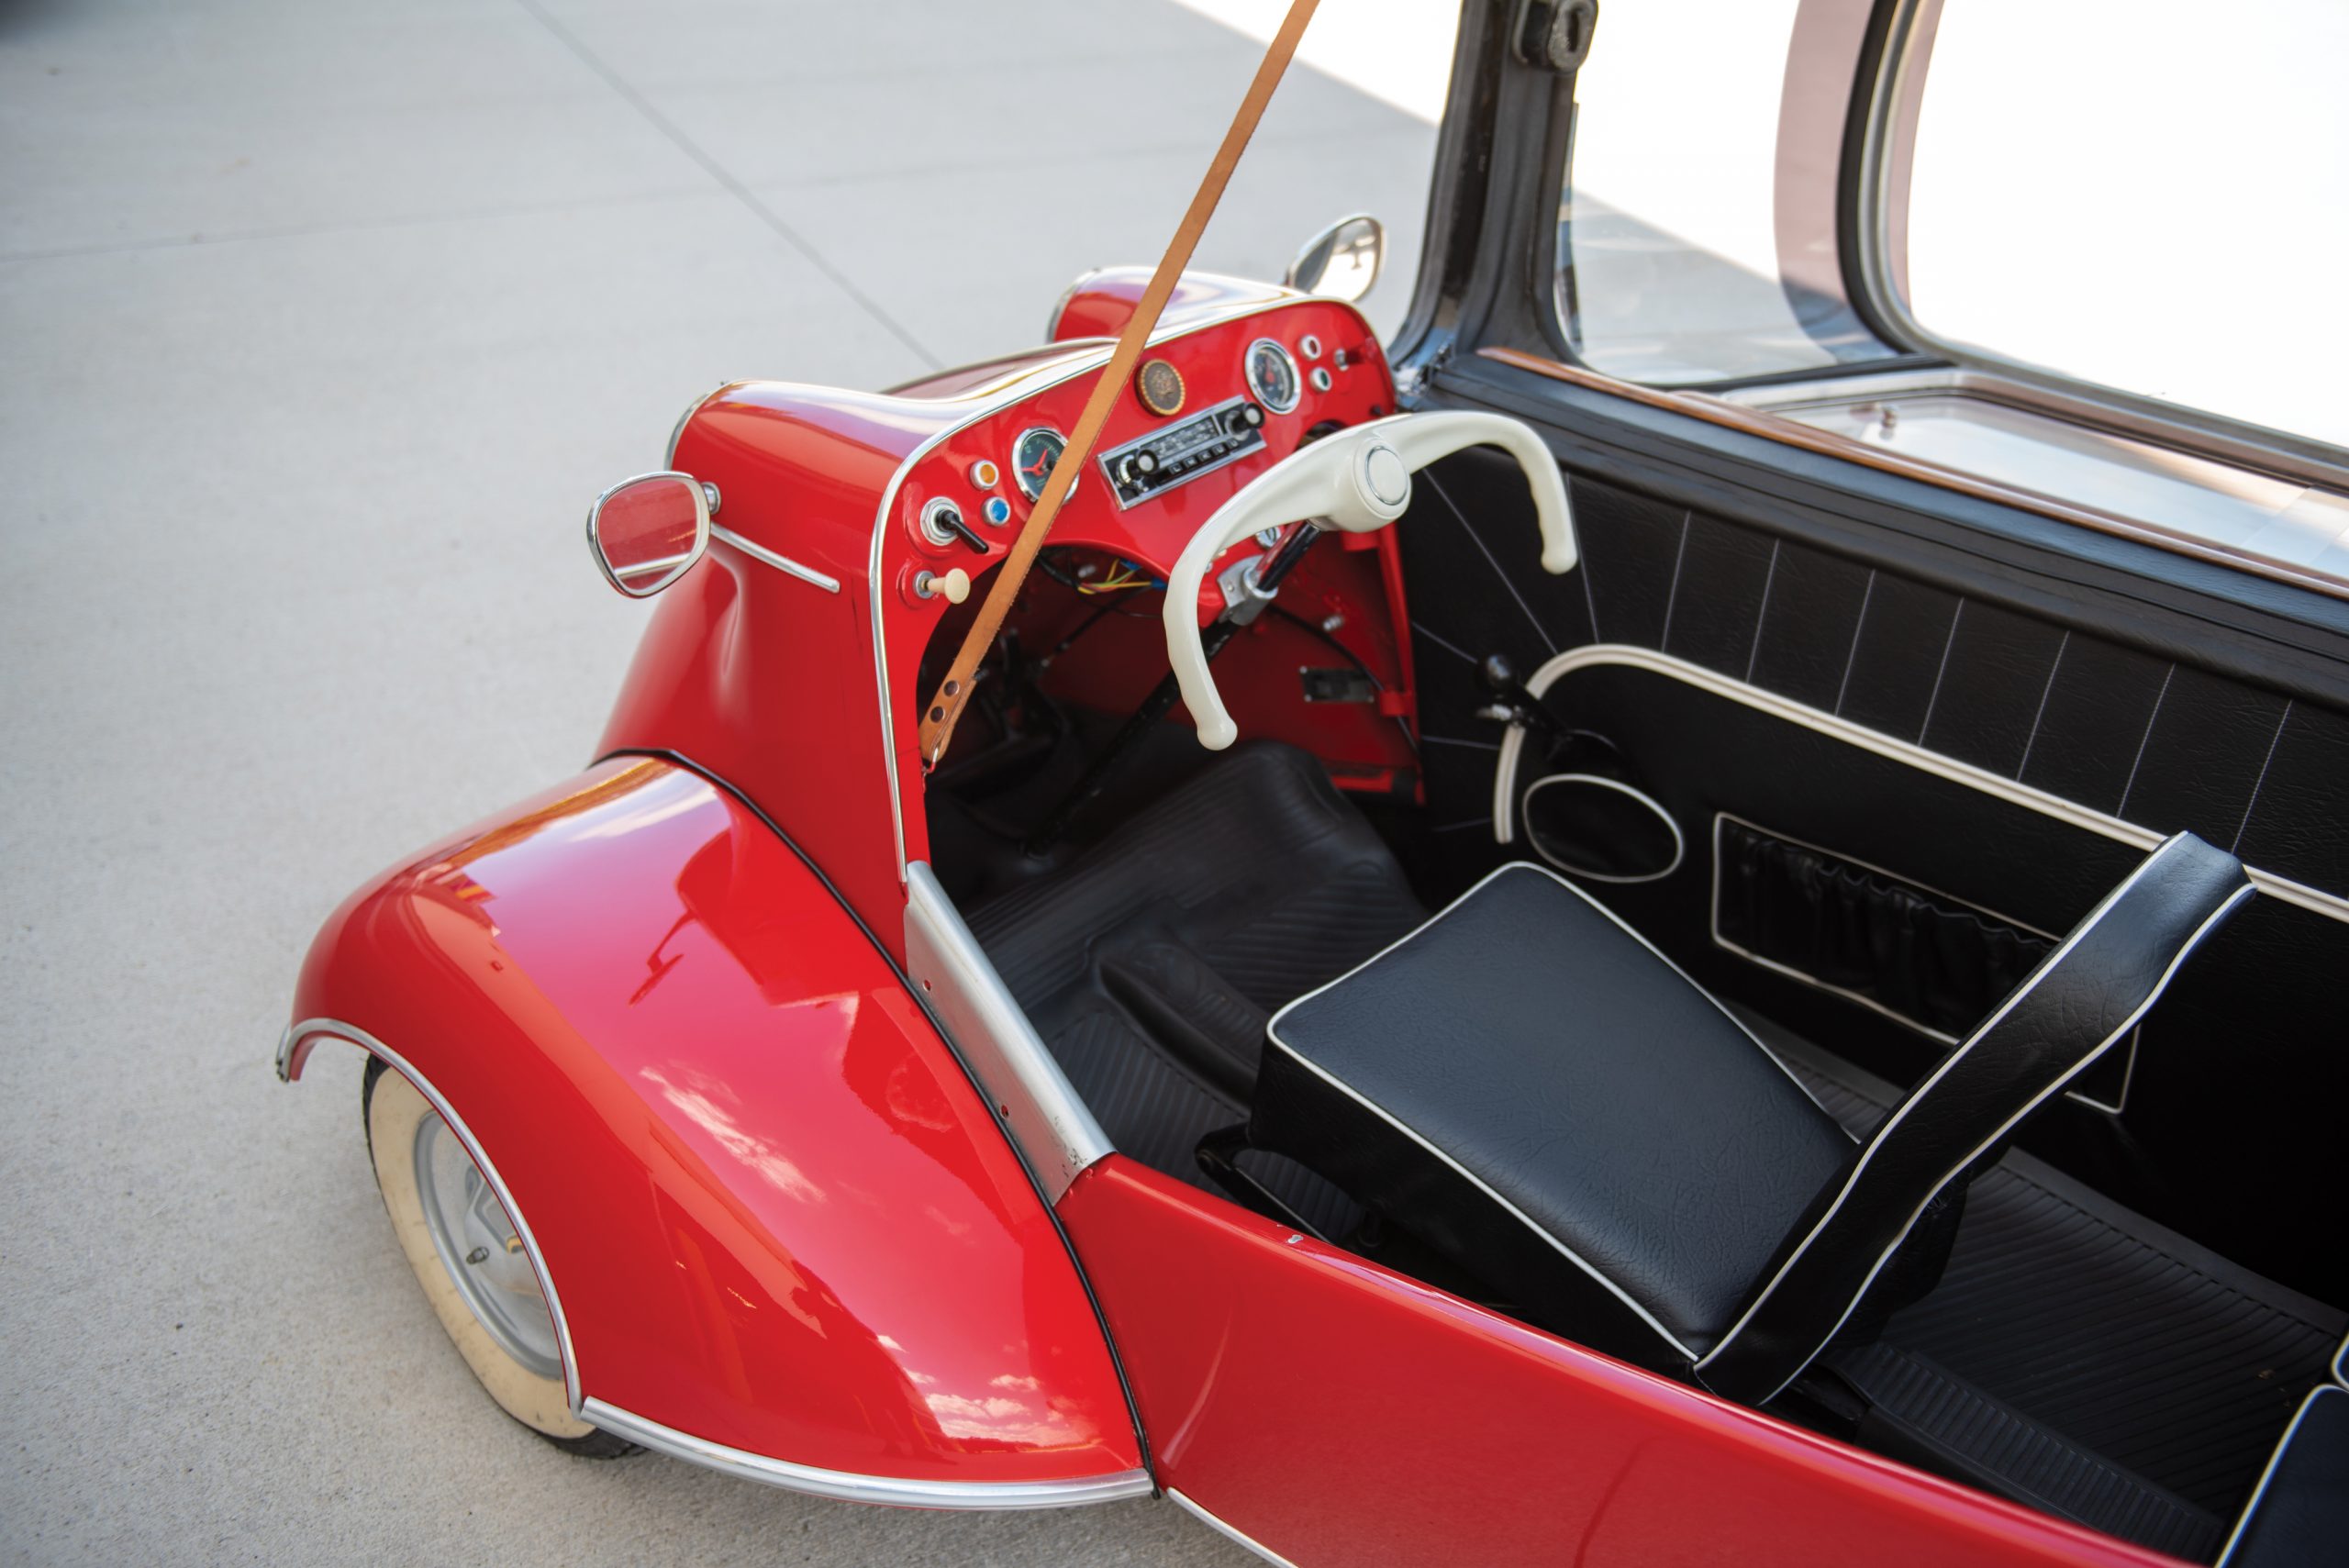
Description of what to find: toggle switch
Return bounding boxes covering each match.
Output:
[920,497,989,555]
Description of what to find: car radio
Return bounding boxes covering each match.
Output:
[1097,395,1267,508]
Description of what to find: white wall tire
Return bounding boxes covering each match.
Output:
[362,1059,633,1457]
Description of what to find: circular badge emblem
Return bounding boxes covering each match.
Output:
[1135,358,1186,417]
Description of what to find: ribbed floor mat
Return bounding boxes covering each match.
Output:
[1751,1018,2345,1560]
[967,743,1426,1235]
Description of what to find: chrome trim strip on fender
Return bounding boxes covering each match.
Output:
[275,1017,584,1415]
[709,522,841,593]
[1166,1490,1303,1567]
[903,862,1111,1202]
[1491,643,2349,926]
[580,1396,1153,1509]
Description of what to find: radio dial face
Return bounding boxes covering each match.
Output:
[1244,338,1301,416]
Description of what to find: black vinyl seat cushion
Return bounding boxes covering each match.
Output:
[1249,835,2252,1397]
[1257,862,1856,1371]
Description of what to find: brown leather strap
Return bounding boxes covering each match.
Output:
[915,0,1323,767]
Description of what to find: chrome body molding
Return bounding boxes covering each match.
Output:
[710,521,840,593]
[1166,1489,1302,1567]
[1491,643,2349,927]
[903,861,1112,1202]
[581,1396,1153,1509]
[274,1018,584,1414]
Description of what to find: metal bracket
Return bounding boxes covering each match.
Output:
[1216,554,1279,626]
[1515,0,1599,72]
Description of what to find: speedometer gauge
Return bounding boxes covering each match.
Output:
[1011,426,1073,503]
[1244,338,1300,415]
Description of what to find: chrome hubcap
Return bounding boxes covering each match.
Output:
[413,1113,562,1379]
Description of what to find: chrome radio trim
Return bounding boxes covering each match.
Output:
[1096,395,1265,510]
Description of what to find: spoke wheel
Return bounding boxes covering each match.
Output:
[363,1059,633,1456]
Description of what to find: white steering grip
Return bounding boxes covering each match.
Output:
[1163,411,1576,750]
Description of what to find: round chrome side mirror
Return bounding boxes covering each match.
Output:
[1284,214,1386,304]
[586,472,713,598]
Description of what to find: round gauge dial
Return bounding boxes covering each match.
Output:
[1244,338,1300,416]
[1135,358,1186,417]
[1011,426,1075,503]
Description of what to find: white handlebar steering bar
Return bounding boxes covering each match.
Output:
[1163,411,1576,750]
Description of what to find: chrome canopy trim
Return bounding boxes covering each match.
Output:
[904,861,1112,1202]
[275,1018,584,1414]
[581,1397,1152,1509]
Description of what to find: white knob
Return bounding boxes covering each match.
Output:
[918,568,971,604]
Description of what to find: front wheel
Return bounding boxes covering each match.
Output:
[362,1058,634,1457]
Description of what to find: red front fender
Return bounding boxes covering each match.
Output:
[281,757,1146,1506]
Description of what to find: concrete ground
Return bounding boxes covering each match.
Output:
[0,2,1439,1562]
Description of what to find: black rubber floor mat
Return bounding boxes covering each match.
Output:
[966,742,1426,1232]
[1834,1340,2226,1562]
[1742,1012,2344,1558]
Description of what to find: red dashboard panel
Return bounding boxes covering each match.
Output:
[607,296,1413,947]
[876,298,1415,860]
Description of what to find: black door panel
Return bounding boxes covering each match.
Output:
[1397,448,2349,1305]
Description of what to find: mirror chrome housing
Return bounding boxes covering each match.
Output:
[586,473,714,598]
[1284,214,1385,304]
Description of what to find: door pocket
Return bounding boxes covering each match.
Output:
[1709,814,2133,1111]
